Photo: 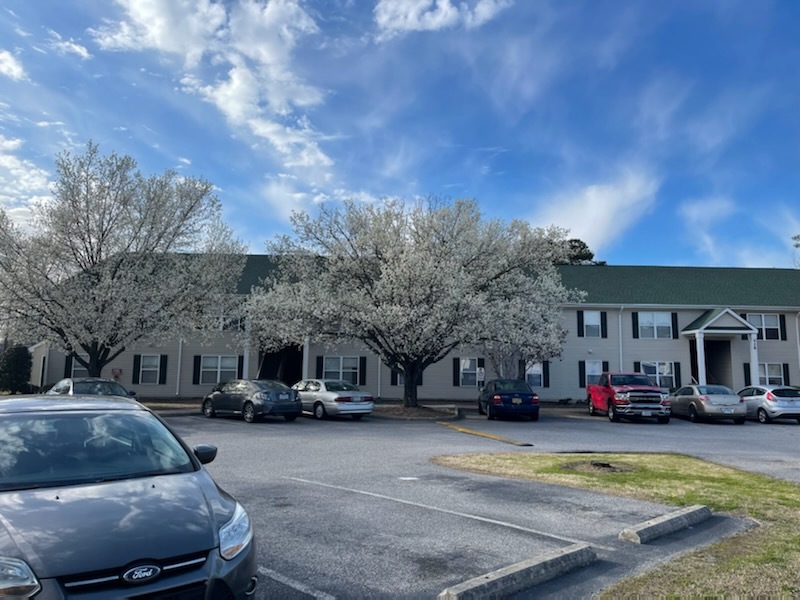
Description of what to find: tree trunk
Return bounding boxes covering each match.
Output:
[402,361,421,408]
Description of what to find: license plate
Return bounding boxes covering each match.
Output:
[723,408,733,414]
[279,393,289,400]
[641,410,651,416]
[512,397,522,404]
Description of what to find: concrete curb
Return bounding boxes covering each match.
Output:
[437,543,596,599]
[619,504,712,544]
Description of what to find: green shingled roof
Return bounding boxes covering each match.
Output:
[556,264,800,308]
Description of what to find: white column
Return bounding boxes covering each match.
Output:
[696,332,706,385]
[302,337,310,379]
[749,333,759,386]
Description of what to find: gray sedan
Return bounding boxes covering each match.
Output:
[737,385,800,424]
[669,384,746,424]
[292,379,374,420]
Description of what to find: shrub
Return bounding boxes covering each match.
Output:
[0,345,33,393]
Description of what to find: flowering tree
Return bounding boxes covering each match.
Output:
[0,141,246,377]
[247,197,581,407]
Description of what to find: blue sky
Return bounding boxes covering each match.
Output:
[1,0,799,267]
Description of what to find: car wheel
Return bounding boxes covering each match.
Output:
[796,418,800,424]
[478,401,485,415]
[688,405,700,423]
[202,399,215,418]
[487,405,496,420]
[314,403,327,420]
[284,415,298,422]
[587,397,596,416]
[733,417,746,425]
[657,416,670,424]
[242,402,256,423]
[530,413,539,422]
[757,408,771,424]
[607,403,619,422]
[351,414,364,420]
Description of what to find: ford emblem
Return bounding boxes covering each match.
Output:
[122,564,162,584]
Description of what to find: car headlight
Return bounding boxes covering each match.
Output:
[219,503,253,560]
[614,392,629,401]
[0,557,41,598]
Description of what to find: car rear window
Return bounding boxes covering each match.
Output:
[0,411,195,492]
[773,388,800,398]
[326,381,358,392]
[253,380,290,391]
[495,381,533,393]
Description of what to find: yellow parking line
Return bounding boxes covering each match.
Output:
[436,422,533,446]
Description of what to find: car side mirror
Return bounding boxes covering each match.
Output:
[129,390,137,397]
[194,444,218,465]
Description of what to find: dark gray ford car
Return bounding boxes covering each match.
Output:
[0,396,257,599]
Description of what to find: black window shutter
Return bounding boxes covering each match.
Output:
[783,363,790,385]
[159,355,168,385]
[780,315,787,341]
[478,358,485,368]
[600,312,607,338]
[743,363,751,386]
[674,362,682,387]
[543,361,550,388]
[359,357,367,386]
[237,356,244,379]
[391,370,398,386]
[192,356,201,385]
[741,313,749,341]
[452,358,460,387]
[632,312,639,338]
[132,355,141,384]
[316,357,323,378]
[633,361,641,372]
[577,311,584,337]
[64,355,73,378]
[672,313,679,339]
[579,361,586,388]
[602,361,609,372]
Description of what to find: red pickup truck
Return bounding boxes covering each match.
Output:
[587,372,671,423]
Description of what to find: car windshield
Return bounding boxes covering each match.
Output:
[698,385,735,395]
[773,387,800,398]
[73,381,130,396]
[611,375,655,386]
[253,380,290,391]
[325,381,358,392]
[494,380,533,393]
[0,411,195,492]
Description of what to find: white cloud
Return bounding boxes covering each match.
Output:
[374,0,513,38]
[0,136,52,229]
[685,87,769,155]
[636,75,692,143]
[47,30,92,59]
[0,49,27,81]
[678,196,737,262]
[531,169,660,253]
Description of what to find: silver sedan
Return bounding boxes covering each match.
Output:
[291,379,374,420]
[669,384,746,424]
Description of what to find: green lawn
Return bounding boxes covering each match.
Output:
[432,452,800,597]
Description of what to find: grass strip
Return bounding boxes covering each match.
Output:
[431,452,800,598]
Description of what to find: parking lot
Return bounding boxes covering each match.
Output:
[164,406,798,598]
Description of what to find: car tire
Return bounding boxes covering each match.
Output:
[757,408,771,424]
[531,413,539,422]
[242,402,256,423]
[284,415,298,422]
[588,397,596,416]
[351,414,364,420]
[487,405,496,420]
[657,416,670,424]
[733,417,746,425]
[202,399,215,418]
[314,403,327,420]
[688,405,700,423]
[608,403,619,422]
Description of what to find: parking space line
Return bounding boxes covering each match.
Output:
[435,421,534,446]
[285,477,614,551]
[257,565,336,599]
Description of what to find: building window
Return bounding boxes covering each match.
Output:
[639,312,672,339]
[139,354,161,384]
[459,358,480,387]
[583,311,601,338]
[641,361,675,388]
[324,356,359,385]
[585,360,602,386]
[201,355,237,385]
[526,362,543,387]
[759,363,785,385]
[748,314,780,340]
[71,355,89,378]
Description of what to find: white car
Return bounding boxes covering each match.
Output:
[291,379,374,420]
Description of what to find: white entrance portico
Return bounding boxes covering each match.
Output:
[681,308,759,387]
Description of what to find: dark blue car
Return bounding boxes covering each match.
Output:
[478,378,540,421]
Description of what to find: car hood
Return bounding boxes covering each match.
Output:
[612,385,663,393]
[0,472,227,578]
